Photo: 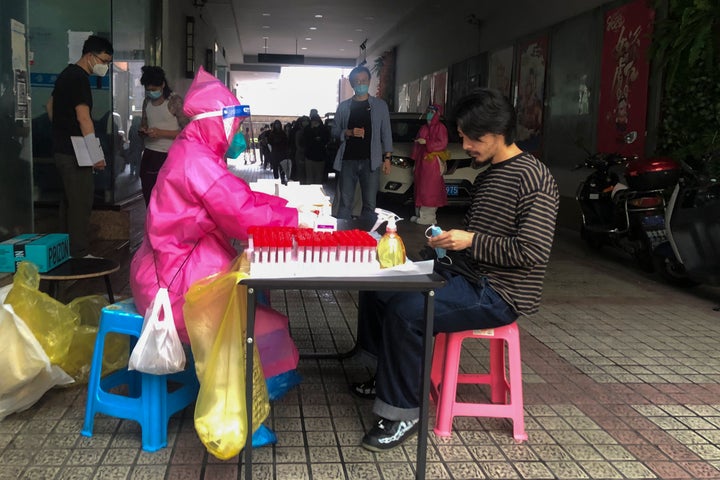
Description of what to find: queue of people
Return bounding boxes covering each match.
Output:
[253,110,333,185]
[45,37,558,455]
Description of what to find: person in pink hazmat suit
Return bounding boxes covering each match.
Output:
[410,104,449,225]
[130,66,302,343]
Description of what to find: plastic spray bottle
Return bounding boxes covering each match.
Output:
[374,208,406,268]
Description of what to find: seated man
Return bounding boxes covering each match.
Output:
[352,88,559,451]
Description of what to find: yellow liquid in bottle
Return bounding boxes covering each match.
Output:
[377,232,406,268]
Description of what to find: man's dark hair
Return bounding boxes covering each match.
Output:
[349,65,371,84]
[140,66,172,98]
[451,88,517,145]
[82,35,114,56]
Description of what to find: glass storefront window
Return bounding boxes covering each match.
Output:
[0,0,32,239]
[28,0,160,208]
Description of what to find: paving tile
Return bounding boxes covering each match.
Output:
[56,466,97,479]
[436,445,474,462]
[18,466,61,480]
[308,445,342,463]
[563,445,604,461]
[203,464,239,480]
[596,444,637,461]
[611,461,657,479]
[544,461,590,479]
[345,462,380,479]
[646,461,693,478]
[577,461,623,479]
[479,461,521,479]
[310,463,345,480]
[445,461,487,479]
[274,446,307,463]
[685,443,720,460]
[467,445,506,461]
[274,463,310,480]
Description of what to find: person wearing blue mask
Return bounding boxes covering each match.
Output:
[332,65,393,220]
[138,66,190,205]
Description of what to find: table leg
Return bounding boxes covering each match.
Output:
[416,290,435,480]
[48,280,59,300]
[103,275,115,303]
[244,287,257,480]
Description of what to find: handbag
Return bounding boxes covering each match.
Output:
[128,287,186,375]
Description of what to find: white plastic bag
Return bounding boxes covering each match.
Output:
[128,288,186,375]
[0,303,74,421]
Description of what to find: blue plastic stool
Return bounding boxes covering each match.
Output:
[81,298,199,452]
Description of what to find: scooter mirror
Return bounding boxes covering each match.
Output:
[624,131,638,144]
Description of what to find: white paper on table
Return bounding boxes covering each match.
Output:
[376,259,434,276]
[249,259,434,278]
[70,136,95,166]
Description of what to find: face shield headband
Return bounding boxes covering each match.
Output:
[191,105,251,140]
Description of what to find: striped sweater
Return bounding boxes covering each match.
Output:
[459,152,559,315]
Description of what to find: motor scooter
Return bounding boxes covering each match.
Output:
[654,155,720,288]
[574,133,682,270]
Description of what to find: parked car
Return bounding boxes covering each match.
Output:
[378,112,484,208]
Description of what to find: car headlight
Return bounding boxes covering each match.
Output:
[391,156,414,168]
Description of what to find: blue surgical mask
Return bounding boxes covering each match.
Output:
[426,112,434,122]
[146,90,163,100]
[226,131,247,159]
[353,84,369,96]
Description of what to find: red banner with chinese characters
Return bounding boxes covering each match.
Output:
[597,0,655,156]
[515,36,548,157]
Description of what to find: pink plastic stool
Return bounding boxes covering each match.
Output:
[430,322,527,442]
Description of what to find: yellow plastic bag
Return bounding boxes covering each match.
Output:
[184,267,270,460]
[4,262,79,365]
[62,295,128,383]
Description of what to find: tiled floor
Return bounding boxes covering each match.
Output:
[2,158,720,479]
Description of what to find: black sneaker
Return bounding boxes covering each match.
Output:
[350,378,376,399]
[361,417,419,452]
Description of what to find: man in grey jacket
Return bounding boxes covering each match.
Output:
[332,66,393,220]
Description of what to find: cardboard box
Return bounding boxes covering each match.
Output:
[0,233,71,273]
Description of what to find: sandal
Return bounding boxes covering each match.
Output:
[350,378,376,400]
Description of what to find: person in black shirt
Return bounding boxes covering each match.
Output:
[267,119,290,183]
[46,35,113,257]
[303,113,330,185]
[331,66,392,220]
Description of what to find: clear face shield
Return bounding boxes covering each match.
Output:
[190,105,252,140]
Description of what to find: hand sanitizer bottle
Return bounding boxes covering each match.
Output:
[376,215,406,268]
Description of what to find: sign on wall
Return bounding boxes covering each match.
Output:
[487,46,514,100]
[431,69,447,110]
[515,36,548,156]
[597,0,654,157]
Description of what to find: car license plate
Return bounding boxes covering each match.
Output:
[446,185,459,196]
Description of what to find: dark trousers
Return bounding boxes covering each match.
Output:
[357,272,517,421]
[270,152,286,182]
[54,152,94,257]
[337,159,379,221]
[139,148,168,206]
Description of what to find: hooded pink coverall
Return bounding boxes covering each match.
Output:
[412,104,448,224]
[130,67,298,343]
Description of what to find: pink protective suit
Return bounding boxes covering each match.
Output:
[130,67,298,343]
[412,104,449,208]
